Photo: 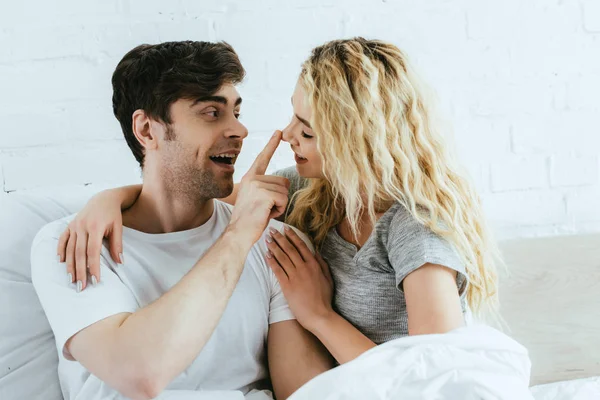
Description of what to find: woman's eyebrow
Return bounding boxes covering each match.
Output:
[295,114,312,129]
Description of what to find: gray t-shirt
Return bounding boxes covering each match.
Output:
[274,166,468,344]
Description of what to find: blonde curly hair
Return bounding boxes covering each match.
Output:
[286,38,501,318]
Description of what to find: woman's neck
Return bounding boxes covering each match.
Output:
[336,206,391,249]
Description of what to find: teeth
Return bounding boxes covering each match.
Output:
[212,153,236,158]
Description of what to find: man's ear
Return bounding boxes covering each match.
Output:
[132,109,158,151]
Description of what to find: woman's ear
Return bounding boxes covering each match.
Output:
[132,109,158,151]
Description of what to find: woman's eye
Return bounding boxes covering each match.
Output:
[234,113,241,119]
[302,131,313,139]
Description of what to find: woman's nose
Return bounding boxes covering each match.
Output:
[282,122,296,144]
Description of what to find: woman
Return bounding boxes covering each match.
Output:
[58,38,500,364]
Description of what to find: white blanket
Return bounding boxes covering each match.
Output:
[289,325,534,400]
[531,376,600,400]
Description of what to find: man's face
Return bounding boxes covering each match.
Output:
[157,84,247,200]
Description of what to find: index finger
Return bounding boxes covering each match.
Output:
[247,130,282,176]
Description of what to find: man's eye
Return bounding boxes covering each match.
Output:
[302,131,313,139]
[201,109,218,118]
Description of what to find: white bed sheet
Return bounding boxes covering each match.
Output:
[530,376,600,400]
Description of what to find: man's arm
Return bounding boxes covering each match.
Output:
[32,132,289,400]
[65,228,254,399]
[267,320,334,399]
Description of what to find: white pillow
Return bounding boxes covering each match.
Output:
[0,188,100,400]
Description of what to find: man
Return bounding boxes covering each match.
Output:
[31,41,333,400]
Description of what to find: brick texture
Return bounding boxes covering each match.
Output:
[1,0,599,239]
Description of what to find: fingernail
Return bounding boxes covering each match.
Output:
[119,253,124,264]
[284,226,291,232]
[272,131,279,138]
[87,264,90,270]
[67,273,73,284]
[266,235,273,243]
[91,275,98,287]
[266,251,272,259]
[76,280,82,293]
[57,254,61,263]
[269,228,278,235]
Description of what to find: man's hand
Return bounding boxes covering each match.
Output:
[229,130,290,246]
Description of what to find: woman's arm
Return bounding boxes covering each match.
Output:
[265,229,466,363]
[110,184,143,209]
[265,227,376,364]
[403,263,465,335]
[310,265,464,362]
[308,311,376,364]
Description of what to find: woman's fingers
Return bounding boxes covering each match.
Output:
[75,231,88,292]
[266,252,289,286]
[282,226,312,262]
[316,254,333,284]
[268,228,303,267]
[87,230,104,285]
[65,232,76,285]
[57,227,70,263]
[108,222,124,265]
[266,234,295,276]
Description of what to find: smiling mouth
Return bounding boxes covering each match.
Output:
[209,153,238,165]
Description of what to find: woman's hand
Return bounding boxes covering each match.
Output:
[57,188,132,292]
[265,226,334,332]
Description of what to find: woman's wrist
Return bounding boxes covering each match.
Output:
[306,308,338,336]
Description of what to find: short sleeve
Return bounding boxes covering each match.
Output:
[30,222,139,360]
[267,267,295,325]
[386,206,468,296]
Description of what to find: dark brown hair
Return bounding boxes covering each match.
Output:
[112,41,245,168]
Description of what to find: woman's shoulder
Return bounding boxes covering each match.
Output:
[382,202,443,245]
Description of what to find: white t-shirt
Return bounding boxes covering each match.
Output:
[31,200,311,400]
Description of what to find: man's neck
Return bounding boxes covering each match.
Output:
[122,183,215,234]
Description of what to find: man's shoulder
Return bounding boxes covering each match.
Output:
[214,199,234,218]
[30,215,76,287]
[264,220,315,254]
[32,215,76,248]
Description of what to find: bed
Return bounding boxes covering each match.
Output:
[500,234,600,385]
[0,188,599,399]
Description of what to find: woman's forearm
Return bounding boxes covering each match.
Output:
[110,184,142,210]
[309,311,377,364]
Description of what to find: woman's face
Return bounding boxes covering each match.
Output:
[281,81,324,179]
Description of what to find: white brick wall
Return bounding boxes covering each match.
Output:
[1,0,599,240]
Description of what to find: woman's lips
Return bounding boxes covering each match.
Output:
[294,153,308,164]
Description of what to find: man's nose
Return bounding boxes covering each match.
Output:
[226,119,248,139]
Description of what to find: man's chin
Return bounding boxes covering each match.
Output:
[215,177,235,199]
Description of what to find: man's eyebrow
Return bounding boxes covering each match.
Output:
[191,96,242,107]
[295,114,311,129]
